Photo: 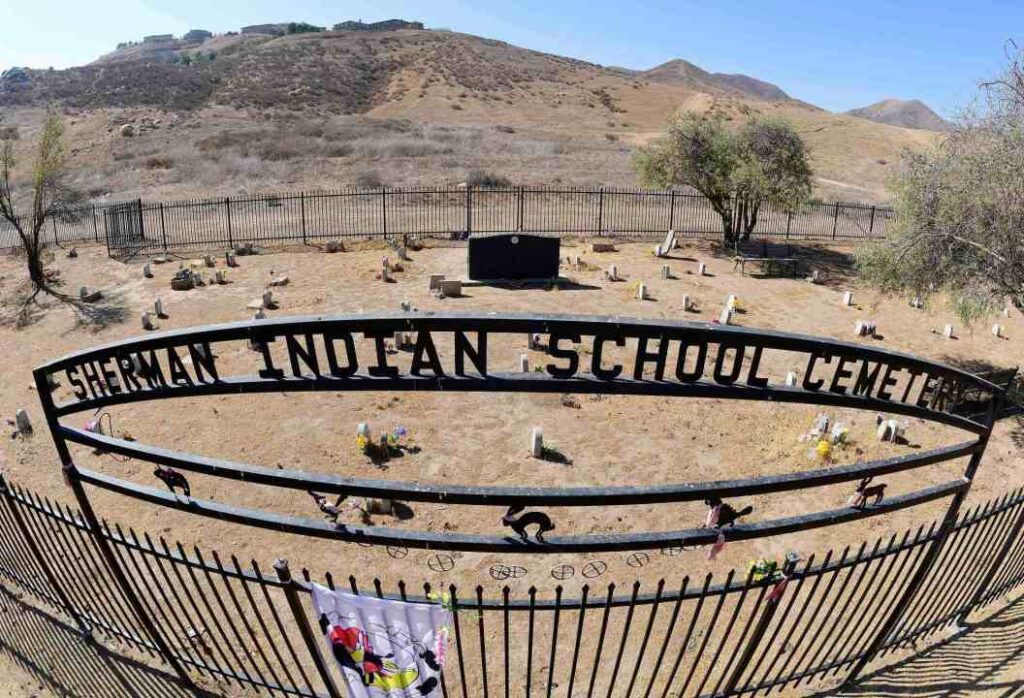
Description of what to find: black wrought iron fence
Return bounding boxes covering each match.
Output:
[0,188,895,258]
[0,472,1021,698]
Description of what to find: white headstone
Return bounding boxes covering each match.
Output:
[1004,306,1011,318]
[719,307,732,325]
[992,324,1003,338]
[698,262,706,276]
[943,324,954,339]
[609,264,618,281]
[726,294,737,311]
[141,311,154,331]
[842,292,853,306]
[79,286,88,299]
[682,294,692,312]
[785,371,798,387]
[662,229,676,253]
[661,265,671,280]
[154,298,164,317]
[262,290,274,309]
[357,423,371,440]
[519,353,529,372]
[143,263,153,278]
[654,244,663,257]
[14,409,31,435]
[637,283,647,301]
[910,297,923,309]
[531,427,543,458]
[429,274,445,290]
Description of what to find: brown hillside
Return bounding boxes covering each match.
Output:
[0,28,938,203]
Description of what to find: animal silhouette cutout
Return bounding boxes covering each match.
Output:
[704,496,753,527]
[154,466,190,498]
[851,477,886,509]
[503,505,555,542]
[308,491,349,523]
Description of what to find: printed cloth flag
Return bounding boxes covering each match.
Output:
[311,583,450,697]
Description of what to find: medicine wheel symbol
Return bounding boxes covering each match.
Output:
[626,552,650,568]
[550,564,575,581]
[427,554,456,573]
[582,561,608,578]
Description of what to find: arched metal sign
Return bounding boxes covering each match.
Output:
[33,312,1003,553]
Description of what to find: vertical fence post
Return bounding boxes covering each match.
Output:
[832,203,840,240]
[668,190,676,232]
[466,186,472,236]
[225,197,233,248]
[273,559,342,698]
[30,369,196,689]
[301,192,308,244]
[51,216,59,245]
[159,203,168,252]
[786,210,793,240]
[843,392,1002,687]
[517,187,524,232]
[91,204,98,242]
[0,474,91,636]
[381,188,388,240]
[597,188,604,233]
[868,206,876,235]
[102,205,110,256]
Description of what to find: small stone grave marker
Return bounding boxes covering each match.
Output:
[439,280,462,298]
[785,371,798,387]
[660,265,671,280]
[943,324,954,339]
[842,292,853,306]
[531,427,543,458]
[143,263,153,278]
[15,408,32,435]
[993,324,1004,338]
[682,294,692,311]
[719,307,732,325]
[698,262,706,276]
[154,298,165,318]
[429,274,445,290]
[637,283,647,301]
[141,311,155,331]
[591,242,616,253]
[519,354,529,372]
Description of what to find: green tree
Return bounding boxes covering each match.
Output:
[634,112,812,243]
[0,113,82,293]
[857,44,1024,321]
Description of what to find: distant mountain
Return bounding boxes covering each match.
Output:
[639,59,790,102]
[845,98,951,132]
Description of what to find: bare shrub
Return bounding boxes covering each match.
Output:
[355,170,384,188]
[466,169,510,188]
[143,155,174,169]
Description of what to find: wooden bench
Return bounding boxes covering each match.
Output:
[732,239,799,277]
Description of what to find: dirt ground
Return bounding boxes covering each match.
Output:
[0,239,1021,601]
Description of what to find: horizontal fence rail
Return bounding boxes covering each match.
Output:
[1,473,1023,697]
[0,187,895,256]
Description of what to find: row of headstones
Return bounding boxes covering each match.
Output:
[843,292,1006,339]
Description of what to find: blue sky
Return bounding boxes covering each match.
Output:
[1,0,1019,115]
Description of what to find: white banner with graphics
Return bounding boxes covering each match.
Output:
[311,583,450,697]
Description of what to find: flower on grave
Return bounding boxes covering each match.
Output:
[748,558,782,583]
[813,438,832,463]
[355,434,370,453]
[387,426,409,446]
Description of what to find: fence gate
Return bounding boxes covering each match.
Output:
[104,199,152,259]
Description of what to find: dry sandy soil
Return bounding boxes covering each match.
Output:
[0,239,1019,600]
[0,239,1020,698]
